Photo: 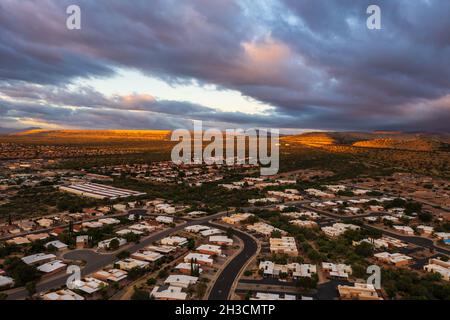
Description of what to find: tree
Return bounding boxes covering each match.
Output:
[418,212,433,223]
[146,278,156,286]
[109,238,120,251]
[26,281,36,298]
[116,250,130,259]
[0,293,7,300]
[355,242,374,257]
[4,257,41,286]
[187,238,196,250]
[271,230,282,238]
[226,227,234,238]
[131,287,150,300]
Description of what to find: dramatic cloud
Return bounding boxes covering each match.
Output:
[0,0,449,131]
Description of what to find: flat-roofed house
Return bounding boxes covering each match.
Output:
[269,237,298,256]
[164,275,198,288]
[37,260,67,274]
[209,235,233,246]
[22,253,56,266]
[423,259,450,281]
[196,244,222,256]
[41,289,84,301]
[131,250,164,263]
[92,269,128,283]
[184,253,213,266]
[151,285,187,300]
[174,263,203,275]
[338,283,383,300]
[0,275,14,289]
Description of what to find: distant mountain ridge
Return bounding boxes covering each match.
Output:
[2,128,449,152]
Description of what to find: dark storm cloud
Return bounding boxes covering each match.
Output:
[0,0,449,131]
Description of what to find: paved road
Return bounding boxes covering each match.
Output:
[208,227,258,300]
[5,210,230,300]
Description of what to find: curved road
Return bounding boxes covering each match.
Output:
[208,226,258,300]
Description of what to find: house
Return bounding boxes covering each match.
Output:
[41,289,84,301]
[37,260,67,274]
[115,258,149,271]
[82,221,104,229]
[423,259,450,281]
[6,237,31,245]
[417,225,434,236]
[305,188,334,198]
[435,232,450,241]
[164,275,198,288]
[322,262,352,279]
[222,213,254,225]
[26,233,50,242]
[200,228,223,237]
[151,285,187,300]
[0,275,14,289]
[184,225,210,233]
[92,269,128,283]
[196,244,222,256]
[184,253,213,266]
[259,261,316,279]
[72,277,108,295]
[175,263,203,275]
[269,237,298,256]
[338,283,382,300]
[76,235,89,249]
[247,222,285,236]
[97,237,127,250]
[131,250,164,263]
[36,218,54,228]
[45,240,68,251]
[187,211,207,217]
[374,252,413,267]
[160,236,187,247]
[321,223,360,238]
[156,216,174,224]
[146,245,176,254]
[393,225,414,235]
[209,235,233,246]
[22,253,56,265]
[290,220,318,229]
[98,218,121,225]
[116,229,143,236]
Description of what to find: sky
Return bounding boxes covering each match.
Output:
[0,0,449,132]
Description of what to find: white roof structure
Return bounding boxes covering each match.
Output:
[187,211,207,217]
[45,240,68,250]
[37,260,67,273]
[22,253,56,265]
[156,216,174,224]
[42,289,84,301]
[59,183,145,200]
[184,225,210,233]
[115,258,149,271]
[92,269,128,282]
[151,285,187,300]
[322,262,352,279]
[200,228,224,237]
[423,259,450,281]
[0,275,14,288]
[184,253,213,265]
[146,245,176,254]
[97,237,127,249]
[72,277,108,294]
[164,275,198,288]
[196,244,222,255]
[160,236,187,246]
[209,235,233,245]
[131,250,164,262]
